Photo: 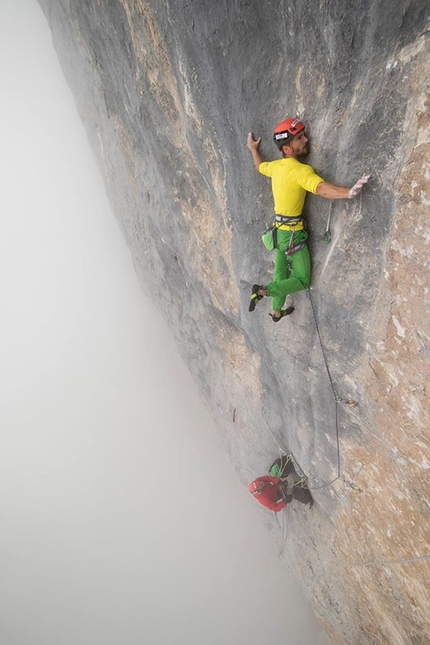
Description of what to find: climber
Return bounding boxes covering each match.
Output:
[247,118,370,321]
[248,471,313,512]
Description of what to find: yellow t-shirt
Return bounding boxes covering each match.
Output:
[259,157,324,217]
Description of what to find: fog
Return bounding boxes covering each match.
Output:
[0,2,327,643]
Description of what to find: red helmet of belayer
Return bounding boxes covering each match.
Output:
[248,480,265,494]
[273,118,305,150]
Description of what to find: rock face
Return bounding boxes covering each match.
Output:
[38,1,429,642]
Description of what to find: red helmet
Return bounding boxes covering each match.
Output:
[248,480,265,494]
[273,118,305,149]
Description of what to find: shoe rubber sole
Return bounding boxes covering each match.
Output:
[270,306,294,321]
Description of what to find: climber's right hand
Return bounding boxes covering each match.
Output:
[349,173,371,198]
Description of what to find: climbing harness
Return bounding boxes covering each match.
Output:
[262,216,304,252]
[274,215,304,231]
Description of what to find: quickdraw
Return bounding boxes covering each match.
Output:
[285,229,307,256]
[285,241,307,256]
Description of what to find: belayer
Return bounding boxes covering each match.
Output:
[248,474,313,512]
[248,455,313,512]
[247,118,370,321]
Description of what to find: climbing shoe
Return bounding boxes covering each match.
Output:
[249,284,265,312]
[269,306,294,322]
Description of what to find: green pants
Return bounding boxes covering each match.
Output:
[266,229,310,311]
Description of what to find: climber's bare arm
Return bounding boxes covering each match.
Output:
[316,174,371,200]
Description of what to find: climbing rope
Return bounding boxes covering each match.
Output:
[305,288,341,490]
[275,505,291,556]
[257,411,288,457]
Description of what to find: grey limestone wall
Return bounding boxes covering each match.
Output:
[38,1,430,642]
